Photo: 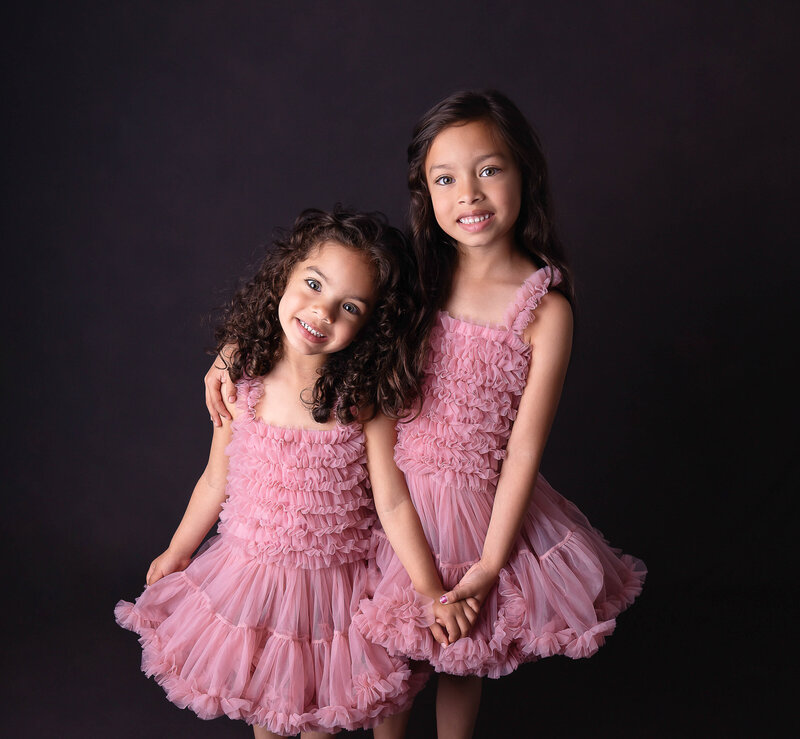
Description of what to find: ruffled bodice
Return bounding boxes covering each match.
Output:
[219,378,374,569]
[395,266,558,491]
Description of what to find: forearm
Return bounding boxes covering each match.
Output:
[167,472,228,557]
[479,451,542,575]
[364,412,446,599]
[376,497,444,599]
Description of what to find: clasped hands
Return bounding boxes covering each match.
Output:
[429,560,499,646]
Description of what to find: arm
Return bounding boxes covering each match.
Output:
[441,291,574,606]
[363,412,478,644]
[146,409,235,585]
[205,344,237,426]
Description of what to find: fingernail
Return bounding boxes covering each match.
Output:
[228,396,235,403]
[439,595,447,604]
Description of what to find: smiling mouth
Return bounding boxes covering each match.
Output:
[458,214,492,225]
[298,319,326,338]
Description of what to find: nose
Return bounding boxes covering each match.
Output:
[311,300,333,324]
[458,177,483,204]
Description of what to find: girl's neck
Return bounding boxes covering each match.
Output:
[446,241,537,324]
[253,349,335,430]
[454,239,529,282]
[274,347,326,388]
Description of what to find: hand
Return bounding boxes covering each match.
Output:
[429,598,480,645]
[146,548,192,586]
[439,560,499,614]
[205,354,235,426]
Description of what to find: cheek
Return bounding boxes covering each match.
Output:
[277,291,294,323]
[428,191,449,227]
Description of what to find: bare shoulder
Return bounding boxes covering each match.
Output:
[523,289,573,348]
[362,408,396,438]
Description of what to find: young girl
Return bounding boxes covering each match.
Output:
[207,91,646,737]
[117,208,476,738]
[355,90,647,736]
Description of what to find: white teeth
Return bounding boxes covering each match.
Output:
[459,214,490,224]
[299,319,324,337]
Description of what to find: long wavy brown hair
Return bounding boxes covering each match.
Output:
[407,89,575,330]
[214,207,422,424]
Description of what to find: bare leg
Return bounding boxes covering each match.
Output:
[253,726,284,739]
[253,728,332,739]
[373,709,411,739]
[435,674,483,739]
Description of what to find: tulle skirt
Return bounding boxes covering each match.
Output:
[354,473,646,678]
[116,534,425,735]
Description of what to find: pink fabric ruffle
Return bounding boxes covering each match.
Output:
[217,379,375,571]
[359,479,645,678]
[358,267,646,678]
[115,554,424,732]
[504,265,560,333]
[116,377,425,733]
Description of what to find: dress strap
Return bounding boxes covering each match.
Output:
[502,266,562,333]
[235,376,265,419]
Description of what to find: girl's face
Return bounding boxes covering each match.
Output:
[278,240,377,360]
[424,119,522,253]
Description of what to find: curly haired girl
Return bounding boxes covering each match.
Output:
[117,207,475,739]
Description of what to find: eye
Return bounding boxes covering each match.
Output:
[305,278,321,291]
[343,302,361,315]
[434,175,455,186]
[480,166,499,177]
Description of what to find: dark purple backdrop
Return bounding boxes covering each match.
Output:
[4,1,798,737]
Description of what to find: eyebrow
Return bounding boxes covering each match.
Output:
[306,266,371,306]
[428,152,508,174]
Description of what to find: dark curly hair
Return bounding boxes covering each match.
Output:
[214,207,422,424]
[407,89,575,316]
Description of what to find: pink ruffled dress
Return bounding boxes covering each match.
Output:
[115,378,424,735]
[355,267,646,678]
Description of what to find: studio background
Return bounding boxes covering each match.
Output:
[4,2,797,737]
